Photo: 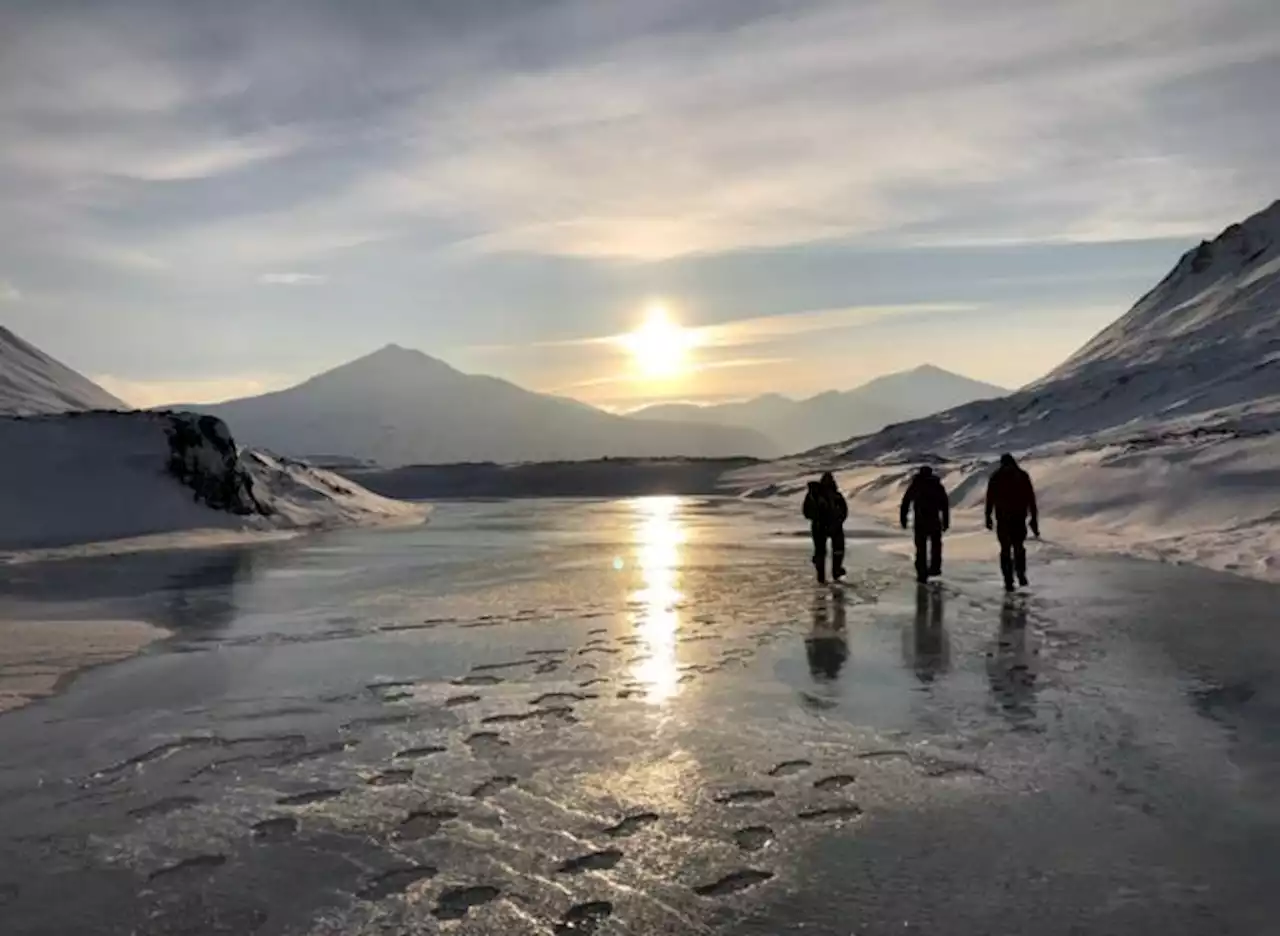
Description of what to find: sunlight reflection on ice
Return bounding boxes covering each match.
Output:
[630,496,685,704]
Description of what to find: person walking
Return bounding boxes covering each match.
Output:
[985,453,1040,592]
[802,472,847,584]
[900,466,950,584]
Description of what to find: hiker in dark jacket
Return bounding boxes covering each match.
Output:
[900,466,950,583]
[985,453,1040,592]
[802,472,848,583]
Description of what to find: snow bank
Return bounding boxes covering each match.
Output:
[0,411,427,559]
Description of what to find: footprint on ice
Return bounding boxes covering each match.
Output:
[767,760,812,777]
[366,768,414,787]
[556,849,623,874]
[587,627,608,636]
[277,788,343,807]
[733,826,775,852]
[398,808,459,840]
[602,812,659,837]
[433,884,502,920]
[579,678,609,689]
[252,816,298,842]
[813,774,856,791]
[446,694,483,708]
[714,789,776,805]
[471,776,517,799]
[357,865,438,900]
[693,869,773,897]
[454,674,503,687]
[797,805,863,823]
[147,854,227,883]
[395,745,447,760]
[471,660,537,673]
[532,692,592,706]
[554,900,614,934]
[465,731,509,753]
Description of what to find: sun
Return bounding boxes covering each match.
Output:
[622,303,693,380]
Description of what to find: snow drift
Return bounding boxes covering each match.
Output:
[732,200,1280,582]
[0,411,426,557]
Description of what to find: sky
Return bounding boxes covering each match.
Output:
[1,0,1277,410]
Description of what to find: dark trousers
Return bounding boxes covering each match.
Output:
[997,520,1028,586]
[811,525,845,580]
[913,527,942,581]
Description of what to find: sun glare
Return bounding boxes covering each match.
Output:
[623,303,693,381]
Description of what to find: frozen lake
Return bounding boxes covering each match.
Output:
[0,497,1278,935]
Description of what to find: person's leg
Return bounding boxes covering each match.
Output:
[1014,532,1028,586]
[913,528,928,583]
[928,529,943,576]
[997,529,1014,590]
[811,526,827,583]
[831,527,846,579]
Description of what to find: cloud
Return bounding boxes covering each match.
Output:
[2,0,1278,277]
[258,272,329,286]
[0,278,19,301]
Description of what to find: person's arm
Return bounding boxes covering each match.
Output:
[802,492,814,520]
[836,493,848,524]
[940,483,951,531]
[899,482,913,529]
[984,476,995,530]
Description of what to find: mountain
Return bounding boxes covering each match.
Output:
[177,345,777,466]
[634,365,1006,454]
[734,200,1280,580]
[0,325,126,414]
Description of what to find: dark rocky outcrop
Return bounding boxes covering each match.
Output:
[163,413,269,516]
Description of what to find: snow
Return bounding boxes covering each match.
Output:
[0,325,126,415]
[0,411,428,561]
[730,200,1280,582]
[0,618,166,713]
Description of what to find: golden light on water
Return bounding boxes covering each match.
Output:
[629,495,685,703]
[621,302,694,381]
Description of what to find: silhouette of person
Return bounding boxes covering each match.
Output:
[907,584,949,683]
[986,597,1037,722]
[802,472,848,584]
[806,587,848,681]
[985,453,1040,592]
[899,466,950,583]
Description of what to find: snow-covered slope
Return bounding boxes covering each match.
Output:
[181,344,777,466]
[635,365,1005,455]
[733,201,1280,581]
[0,411,426,557]
[0,325,126,415]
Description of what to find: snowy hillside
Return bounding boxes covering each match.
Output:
[0,411,426,558]
[636,364,1006,454]
[733,201,1280,581]
[0,325,126,415]
[181,344,777,466]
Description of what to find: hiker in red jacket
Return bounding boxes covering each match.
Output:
[985,453,1040,592]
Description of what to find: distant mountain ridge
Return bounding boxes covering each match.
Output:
[0,325,126,415]
[176,344,779,466]
[634,364,1006,455]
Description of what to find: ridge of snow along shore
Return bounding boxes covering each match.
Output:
[0,410,427,560]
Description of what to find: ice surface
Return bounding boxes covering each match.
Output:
[0,498,1276,935]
